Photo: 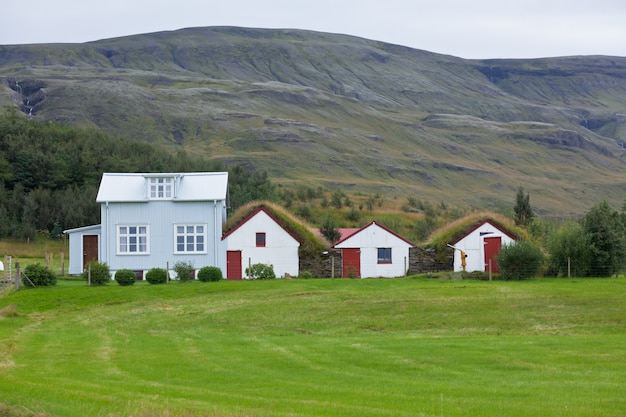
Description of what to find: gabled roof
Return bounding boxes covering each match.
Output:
[452,219,518,245]
[221,205,302,243]
[333,221,416,247]
[95,172,228,203]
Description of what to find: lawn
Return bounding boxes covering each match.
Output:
[0,277,625,416]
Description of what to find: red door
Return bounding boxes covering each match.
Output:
[227,251,242,280]
[484,236,502,273]
[342,248,360,278]
[83,235,98,269]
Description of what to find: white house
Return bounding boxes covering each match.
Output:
[65,172,229,278]
[222,206,300,279]
[333,221,415,278]
[451,219,517,273]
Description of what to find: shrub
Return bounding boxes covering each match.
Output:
[146,267,168,284]
[173,260,194,282]
[298,270,313,279]
[496,240,544,280]
[246,263,276,280]
[114,269,136,286]
[82,261,111,285]
[197,266,223,282]
[22,263,56,287]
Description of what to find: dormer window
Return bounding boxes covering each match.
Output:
[149,177,173,199]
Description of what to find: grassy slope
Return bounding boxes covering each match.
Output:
[1,28,626,216]
[1,278,625,417]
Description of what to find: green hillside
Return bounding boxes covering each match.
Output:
[1,27,625,216]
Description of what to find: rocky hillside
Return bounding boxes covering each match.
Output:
[1,27,625,217]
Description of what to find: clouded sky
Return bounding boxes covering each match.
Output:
[3,0,625,59]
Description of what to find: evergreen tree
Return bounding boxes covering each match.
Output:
[319,214,341,243]
[513,186,534,227]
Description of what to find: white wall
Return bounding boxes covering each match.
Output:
[224,210,300,278]
[453,222,516,272]
[335,223,412,278]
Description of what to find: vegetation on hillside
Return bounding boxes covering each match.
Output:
[2,27,626,216]
[0,109,275,239]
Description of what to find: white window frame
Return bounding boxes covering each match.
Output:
[149,177,173,200]
[174,224,208,254]
[117,225,150,255]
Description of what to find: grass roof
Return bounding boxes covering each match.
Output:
[224,200,329,255]
[426,211,529,251]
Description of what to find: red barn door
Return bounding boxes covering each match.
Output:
[342,248,360,278]
[484,237,502,273]
[227,251,242,280]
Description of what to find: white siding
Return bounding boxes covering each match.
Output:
[64,225,101,275]
[453,222,516,272]
[224,210,300,278]
[335,223,412,278]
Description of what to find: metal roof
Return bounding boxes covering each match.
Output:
[95,172,229,203]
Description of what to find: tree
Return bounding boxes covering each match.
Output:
[319,214,341,243]
[583,201,626,277]
[513,186,534,227]
[545,221,590,277]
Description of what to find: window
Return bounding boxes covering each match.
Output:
[118,225,149,254]
[149,177,173,199]
[175,224,206,253]
[256,232,266,247]
[377,248,392,264]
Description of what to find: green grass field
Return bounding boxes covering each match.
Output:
[1,277,625,417]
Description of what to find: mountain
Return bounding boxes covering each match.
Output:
[1,26,625,217]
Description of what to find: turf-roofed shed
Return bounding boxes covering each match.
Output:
[425,212,528,274]
[222,201,329,279]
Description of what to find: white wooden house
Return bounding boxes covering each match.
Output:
[222,206,300,279]
[333,221,415,278]
[451,219,517,273]
[65,172,229,278]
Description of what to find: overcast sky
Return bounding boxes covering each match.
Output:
[3,0,626,59]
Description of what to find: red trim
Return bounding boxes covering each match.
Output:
[222,205,302,243]
[333,221,416,247]
[452,219,518,245]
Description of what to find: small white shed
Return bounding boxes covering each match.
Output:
[63,224,101,275]
[451,220,517,273]
[333,221,415,278]
[222,206,301,279]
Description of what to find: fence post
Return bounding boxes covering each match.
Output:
[14,262,20,291]
[567,257,571,278]
[166,261,169,283]
[88,264,91,286]
[488,260,492,281]
[60,252,65,276]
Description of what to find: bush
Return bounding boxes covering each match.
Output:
[146,267,168,284]
[173,260,194,282]
[496,240,544,280]
[82,261,111,285]
[114,269,136,286]
[298,270,314,279]
[246,263,276,280]
[197,266,223,282]
[22,263,56,287]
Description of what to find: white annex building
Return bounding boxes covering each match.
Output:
[451,219,517,273]
[333,221,415,278]
[222,206,300,279]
